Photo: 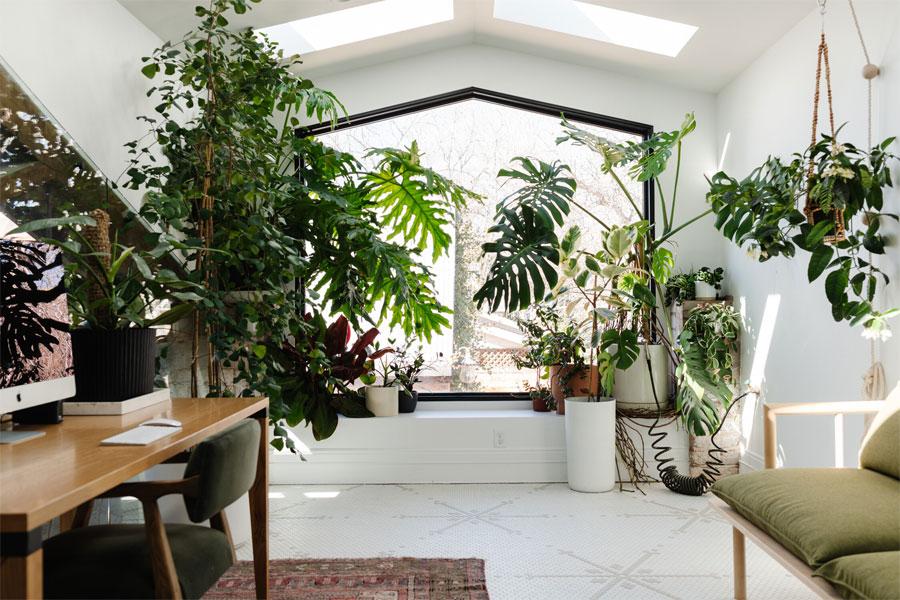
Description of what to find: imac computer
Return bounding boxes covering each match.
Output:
[0,238,76,443]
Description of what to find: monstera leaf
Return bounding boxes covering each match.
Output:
[474,206,561,313]
[675,331,734,436]
[496,157,575,227]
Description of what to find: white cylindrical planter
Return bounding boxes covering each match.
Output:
[694,281,717,300]
[365,386,399,417]
[614,344,670,411]
[565,396,616,493]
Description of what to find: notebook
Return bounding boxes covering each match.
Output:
[100,425,182,446]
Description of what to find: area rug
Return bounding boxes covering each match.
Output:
[202,558,489,600]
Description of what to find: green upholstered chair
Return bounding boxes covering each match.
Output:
[43,419,261,600]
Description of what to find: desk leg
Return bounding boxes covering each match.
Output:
[249,415,269,600]
[1,527,43,600]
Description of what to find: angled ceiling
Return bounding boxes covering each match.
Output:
[118,0,816,92]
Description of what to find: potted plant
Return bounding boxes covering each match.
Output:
[363,341,402,417]
[694,267,723,300]
[664,272,696,306]
[564,359,616,493]
[387,341,428,413]
[525,383,555,412]
[10,209,198,402]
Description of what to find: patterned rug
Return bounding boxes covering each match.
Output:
[202,558,489,600]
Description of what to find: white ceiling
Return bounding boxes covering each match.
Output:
[118,0,817,92]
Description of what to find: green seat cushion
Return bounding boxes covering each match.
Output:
[859,385,900,480]
[43,523,233,599]
[814,551,900,599]
[711,468,900,567]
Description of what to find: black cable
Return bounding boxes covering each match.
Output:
[643,348,751,496]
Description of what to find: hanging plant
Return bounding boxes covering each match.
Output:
[707,133,898,338]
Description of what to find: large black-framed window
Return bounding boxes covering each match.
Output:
[301,88,653,401]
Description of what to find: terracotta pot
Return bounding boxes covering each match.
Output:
[531,395,551,412]
[549,364,599,415]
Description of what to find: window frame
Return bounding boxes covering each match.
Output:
[299,87,655,402]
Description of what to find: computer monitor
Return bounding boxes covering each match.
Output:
[0,238,76,421]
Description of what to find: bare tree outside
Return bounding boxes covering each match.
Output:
[319,99,641,392]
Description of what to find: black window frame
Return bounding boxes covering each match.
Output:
[299,87,654,402]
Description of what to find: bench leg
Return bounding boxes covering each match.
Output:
[733,527,747,600]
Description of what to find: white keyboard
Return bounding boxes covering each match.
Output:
[100,425,182,446]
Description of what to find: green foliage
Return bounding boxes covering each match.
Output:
[513,303,586,370]
[123,0,475,451]
[9,215,198,330]
[664,273,696,306]
[707,133,898,333]
[694,267,724,289]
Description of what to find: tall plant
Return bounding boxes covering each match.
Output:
[124,0,477,450]
[474,114,735,434]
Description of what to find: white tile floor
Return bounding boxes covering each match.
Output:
[238,483,816,600]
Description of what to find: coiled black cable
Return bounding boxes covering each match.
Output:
[643,349,751,496]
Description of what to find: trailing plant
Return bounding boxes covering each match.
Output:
[122,0,477,451]
[676,303,740,434]
[707,132,898,338]
[267,315,391,441]
[9,210,197,330]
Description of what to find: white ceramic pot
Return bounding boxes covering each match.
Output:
[614,344,670,411]
[565,396,616,493]
[365,386,399,417]
[694,281,717,300]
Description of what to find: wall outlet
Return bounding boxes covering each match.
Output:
[493,429,506,448]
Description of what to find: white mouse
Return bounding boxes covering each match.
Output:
[142,418,182,428]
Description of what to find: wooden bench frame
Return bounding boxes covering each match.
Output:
[709,400,885,600]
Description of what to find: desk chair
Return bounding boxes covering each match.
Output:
[43,419,261,599]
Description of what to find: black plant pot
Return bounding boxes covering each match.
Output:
[398,390,418,413]
[71,328,156,402]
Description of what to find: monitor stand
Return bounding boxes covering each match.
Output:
[0,430,46,445]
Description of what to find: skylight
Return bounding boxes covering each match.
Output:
[256,0,454,55]
[493,0,698,58]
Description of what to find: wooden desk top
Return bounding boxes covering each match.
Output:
[0,397,268,532]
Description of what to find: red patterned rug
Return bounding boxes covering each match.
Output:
[202,558,489,600]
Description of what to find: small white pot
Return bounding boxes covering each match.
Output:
[565,396,616,492]
[365,386,399,417]
[694,280,717,300]
[614,344,670,411]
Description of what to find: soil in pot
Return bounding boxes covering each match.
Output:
[71,328,156,402]
[399,390,418,413]
[550,364,599,415]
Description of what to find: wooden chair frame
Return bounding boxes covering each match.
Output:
[711,400,884,600]
[61,453,237,600]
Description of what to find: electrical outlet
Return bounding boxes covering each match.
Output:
[493,429,505,448]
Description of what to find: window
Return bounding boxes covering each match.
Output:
[309,89,650,397]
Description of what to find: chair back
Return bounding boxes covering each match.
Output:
[182,419,261,523]
[859,381,900,480]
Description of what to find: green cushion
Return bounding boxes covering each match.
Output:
[43,523,233,599]
[183,418,260,523]
[814,552,900,599]
[711,468,900,567]
[859,384,900,480]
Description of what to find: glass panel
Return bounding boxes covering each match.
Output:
[0,59,133,237]
[318,98,643,393]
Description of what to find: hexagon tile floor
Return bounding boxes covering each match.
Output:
[236,483,816,600]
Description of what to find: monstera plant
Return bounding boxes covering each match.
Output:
[707,132,898,339]
[475,114,736,435]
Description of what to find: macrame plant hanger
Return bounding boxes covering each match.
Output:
[805,0,847,243]
[846,0,887,402]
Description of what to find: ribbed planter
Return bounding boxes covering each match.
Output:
[71,328,155,402]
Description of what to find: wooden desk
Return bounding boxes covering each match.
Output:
[0,397,269,599]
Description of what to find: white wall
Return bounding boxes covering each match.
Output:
[0,0,163,211]
[716,2,900,468]
[309,43,722,271]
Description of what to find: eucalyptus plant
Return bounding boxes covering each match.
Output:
[708,132,898,338]
[122,0,477,451]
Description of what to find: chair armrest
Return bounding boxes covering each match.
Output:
[764,401,885,469]
[99,476,199,502]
